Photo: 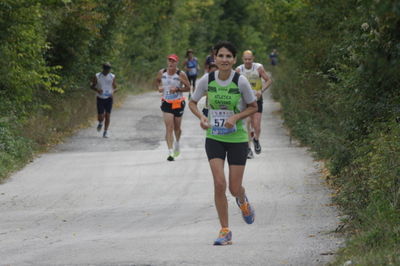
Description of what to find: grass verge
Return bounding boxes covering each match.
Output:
[0,82,151,183]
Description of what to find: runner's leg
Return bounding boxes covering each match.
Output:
[247,116,254,159]
[97,98,105,125]
[96,98,105,132]
[229,163,255,224]
[173,116,182,142]
[209,158,229,228]
[228,165,246,202]
[173,115,183,157]
[252,111,262,154]
[98,113,104,124]
[104,112,111,131]
[163,112,175,150]
[252,112,262,140]
[192,75,197,92]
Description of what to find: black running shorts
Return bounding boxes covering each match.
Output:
[205,138,248,165]
[202,108,208,117]
[187,74,197,88]
[160,100,186,117]
[97,97,113,114]
[256,97,263,113]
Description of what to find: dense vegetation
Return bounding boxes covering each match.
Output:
[0,0,399,264]
[264,1,400,264]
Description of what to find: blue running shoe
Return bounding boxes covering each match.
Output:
[213,228,232,246]
[236,196,255,224]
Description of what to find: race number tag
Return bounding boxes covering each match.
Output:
[188,68,197,76]
[164,85,179,100]
[103,88,112,97]
[210,110,236,135]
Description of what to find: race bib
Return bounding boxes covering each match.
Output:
[102,88,112,97]
[188,68,197,76]
[210,109,236,135]
[164,87,179,100]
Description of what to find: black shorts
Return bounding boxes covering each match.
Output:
[205,138,248,165]
[160,100,186,117]
[187,74,197,88]
[97,97,113,114]
[202,108,208,117]
[256,97,263,113]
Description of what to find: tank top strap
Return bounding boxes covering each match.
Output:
[208,71,215,84]
[232,72,240,86]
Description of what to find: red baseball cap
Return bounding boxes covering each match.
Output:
[167,54,179,62]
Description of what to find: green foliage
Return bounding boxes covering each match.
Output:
[266,0,400,264]
[0,0,62,116]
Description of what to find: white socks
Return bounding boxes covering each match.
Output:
[174,141,180,152]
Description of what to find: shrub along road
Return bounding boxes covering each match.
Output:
[0,91,342,265]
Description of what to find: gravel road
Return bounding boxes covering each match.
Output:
[0,91,342,265]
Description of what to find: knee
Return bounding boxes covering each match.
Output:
[165,124,174,133]
[214,179,226,195]
[174,126,181,133]
[229,184,241,198]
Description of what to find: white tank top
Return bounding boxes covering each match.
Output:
[238,63,262,91]
[96,72,115,99]
[161,69,183,100]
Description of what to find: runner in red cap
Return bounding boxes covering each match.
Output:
[168,54,179,62]
[155,54,191,161]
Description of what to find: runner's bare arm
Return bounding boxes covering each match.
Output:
[90,76,102,93]
[189,100,210,129]
[258,66,272,92]
[225,101,257,129]
[178,71,191,92]
[112,77,118,93]
[155,70,163,92]
[183,60,188,72]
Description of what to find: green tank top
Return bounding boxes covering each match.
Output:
[206,72,248,143]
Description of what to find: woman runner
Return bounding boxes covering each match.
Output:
[183,49,199,97]
[189,41,257,245]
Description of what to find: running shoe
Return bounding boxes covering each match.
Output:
[253,138,261,154]
[173,142,180,157]
[103,131,108,138]
[167,155,174,161]
[236,196,255,224]
[247,148,254,159]
[213,228,232,246]
[97,123,103,132]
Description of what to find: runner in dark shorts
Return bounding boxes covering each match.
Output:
[189,41,258,246]
[90,62,117,138]
[155,54,191,161]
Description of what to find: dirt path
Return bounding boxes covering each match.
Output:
[0,91,342,265]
